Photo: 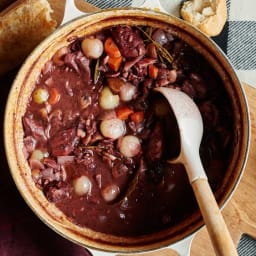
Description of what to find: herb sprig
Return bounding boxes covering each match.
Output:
[94,58,100,84]
[136,26,174,66]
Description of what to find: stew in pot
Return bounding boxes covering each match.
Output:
[22,25,234,236]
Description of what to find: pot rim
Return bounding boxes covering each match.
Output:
[4,7,251,254]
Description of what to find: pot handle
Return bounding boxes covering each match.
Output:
[86,233,195,256]
[61,0,182,25]
[168,233,195,256]
[62,0,85,25]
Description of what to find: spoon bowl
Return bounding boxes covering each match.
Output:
[155,87,238,256]
[155,87,206,182]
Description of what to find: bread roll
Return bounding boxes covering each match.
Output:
[180,0,227,37]
[0,0,57,75]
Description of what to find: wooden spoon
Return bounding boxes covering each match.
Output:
[155,87,238,256]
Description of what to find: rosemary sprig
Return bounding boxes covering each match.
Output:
[93,58,100,84]
[80,145,98,150]
[122,170,140,199]
[136,26,174,66]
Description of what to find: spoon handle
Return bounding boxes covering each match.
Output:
[192,179,238,256]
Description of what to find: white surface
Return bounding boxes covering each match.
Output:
[236,70,256,88]
[133,0,182,17]
[229,0,256,21]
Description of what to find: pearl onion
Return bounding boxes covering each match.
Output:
[99,86,120,110]
[119,135,141,158]
[33,88,49,104]
[119,83,137,102]
[73,175,92,196]
[81,38,104,59]
[101,184,120,202]
[30,149,45,161]
[100,118,126,139]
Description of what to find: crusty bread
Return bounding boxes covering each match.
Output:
[0,0,57,75]
[180,0,227,37]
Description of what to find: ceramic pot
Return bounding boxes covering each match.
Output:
[4,8,250,256]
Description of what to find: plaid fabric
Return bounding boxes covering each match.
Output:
[222,0,256,86]
[87,0,133,8]
[238,235,256,256]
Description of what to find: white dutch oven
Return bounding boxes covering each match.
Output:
[4,1,250,255]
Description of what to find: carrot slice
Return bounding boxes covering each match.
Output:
[108,56,123,72]
[116,106,134,120]
[48,88,60,105]
[148,64,158,79]
[104,37,121,58]
[130,111,144,124]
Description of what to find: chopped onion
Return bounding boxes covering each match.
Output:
[119,135,141,158]
[57,156,75,165]
[73,175,92,196]
[100,118,126,139]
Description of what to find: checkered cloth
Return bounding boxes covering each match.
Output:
[238,235,256,256]
[86,0,256,87]
[217,0,256,87]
